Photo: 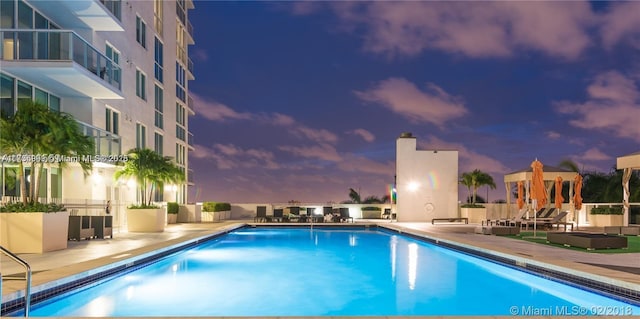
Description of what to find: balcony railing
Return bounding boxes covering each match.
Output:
[187,94,195,114]
[0,30,122,91]
[187,56,194,76]
[187,20,194,41]
[76,120,121,157]
[188,131,194,148]
[99,0,121,21]
[188,168,194,184]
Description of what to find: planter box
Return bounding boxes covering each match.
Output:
[460,207,487,224]
[167,214,177,224]
[362,210,382,219]
[589,214,624,227]
[0,211,69,253]
[126,208,165,232]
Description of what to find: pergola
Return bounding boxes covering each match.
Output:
[504,165,578,220]
[617,151,640,226]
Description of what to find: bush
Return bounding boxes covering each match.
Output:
[203,202,231,212]
[590,206,623,215]
[128,204,160,209]
[362,206,382,211]
[0,202,66,212]
[167,202,179,214]
[461,204,485,208]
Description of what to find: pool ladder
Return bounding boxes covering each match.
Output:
[0,246,31,317]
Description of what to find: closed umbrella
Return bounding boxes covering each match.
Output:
[530,160,547,237]
[554,176,564,211]
[573,174,583,210]
[517,181,524,210]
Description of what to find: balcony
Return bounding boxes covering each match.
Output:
[76,121,122,160]
[186,20,194,45]
[1,30,123,99]
[29,0,123,31]
[187,94,196,115]
[187,56,195,80]
[187,131,194,151]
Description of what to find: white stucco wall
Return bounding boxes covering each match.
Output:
[396,134,458,222]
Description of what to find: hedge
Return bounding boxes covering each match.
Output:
[203,202,231,212]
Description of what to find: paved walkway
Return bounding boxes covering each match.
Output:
[2,220,640,314]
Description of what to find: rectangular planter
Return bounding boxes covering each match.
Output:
[126,208,165,232]
[589,214,624,227]
[460,207,487,224]
[0,211,69,253]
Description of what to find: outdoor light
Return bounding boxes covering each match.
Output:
[91,172,103,184]
[407,181,420,192]
[126,179,136,188]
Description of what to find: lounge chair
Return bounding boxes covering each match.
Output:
[339,208,353,223]
[491,209,528,227]
[521,211,569,230]
[273,208,284,222]
[254,206,268,222]
[539,207,556,218]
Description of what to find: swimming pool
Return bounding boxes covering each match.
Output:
[14,227,640,316]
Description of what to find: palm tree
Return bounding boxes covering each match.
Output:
[347,188,361,204]
[459,169,496,205]
[0,100,93,204]
[115,148,185,207]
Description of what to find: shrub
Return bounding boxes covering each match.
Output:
[362,206,382,211]
[590,206,623,215]
[0,202,65,212]
[203,202,231,212]
[167,202,179,214]
[461,203,485,208]
[128,204,160,209]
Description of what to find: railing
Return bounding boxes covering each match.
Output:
[0,29,122,91]
[76,120,122,156]
[99,0,121,21]
[0,246,32,317]
[187,131,194,148]
[187,20,194,40]
[187,94,195,114]
[187,56,194,76]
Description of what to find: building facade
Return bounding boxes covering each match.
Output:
[395,133,458,222]
[0,0,194,218]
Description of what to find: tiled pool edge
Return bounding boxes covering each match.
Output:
[0,223,245,316]
[378,224,640,306]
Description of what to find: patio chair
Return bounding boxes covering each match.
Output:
[254,206,268,222]
[273,208,284,222]
[539,207,556,218]
[339,208,353,223]
[521,211,569,230]
[493,209,528,227]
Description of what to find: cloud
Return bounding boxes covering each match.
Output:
[192,49,209,62]
[579,147,612,162]
[600,2,640,49]
[192,143,279,170]
[278,143,342,162]
[554,71,640,142]
[546,131,562,139]
[355,77,467,128]
[327,2,594,59]
[349,129,375,142]
[192,94,252,121]
[337,154,394,175]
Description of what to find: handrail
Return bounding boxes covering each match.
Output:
[0,246,31,317]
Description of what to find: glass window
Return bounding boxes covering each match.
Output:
[49,95,60,112]
[17,0,33,28]
[154,132,163,155]
[154,0,163,35]
[105,107,119,135]
[17,80,32,107]
[136,69,146,100]
[1,73,15,117]
[136,15,146,48]
[0,0,15,28]
[154,37,163,82]
[34,88,48,105]
[106,43,120,83]
[154,85,163,128]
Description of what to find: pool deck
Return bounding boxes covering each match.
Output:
[2,220,640,317]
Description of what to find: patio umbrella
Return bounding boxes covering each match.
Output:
[530,160,547,237]
[517,181,524,210]
[573,174,583,210]
[554,176,564,211]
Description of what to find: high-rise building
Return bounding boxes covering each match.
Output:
[0,0,195,220]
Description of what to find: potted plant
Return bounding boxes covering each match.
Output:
[459,169,496,223]
[167,202,179,224]
[589,206,624,227]
[202,201,231,221]
[0,100,94,253]
[115,148,185,232]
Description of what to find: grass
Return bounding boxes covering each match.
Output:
[506,231,640,253]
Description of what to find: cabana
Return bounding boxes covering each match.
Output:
[504,165,578,221]
[617,151,640,226]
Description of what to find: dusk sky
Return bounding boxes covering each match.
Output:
[186,1,640,204]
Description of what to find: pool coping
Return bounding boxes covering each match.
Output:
[2,222,639,316]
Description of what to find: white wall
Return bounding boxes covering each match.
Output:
[396,134,458,222]
[229,203,392,220]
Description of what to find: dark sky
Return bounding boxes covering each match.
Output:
[187,1,640,204]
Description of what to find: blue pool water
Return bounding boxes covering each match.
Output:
[26,227,639,316]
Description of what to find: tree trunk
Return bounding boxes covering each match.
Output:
[19,162,28,204]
